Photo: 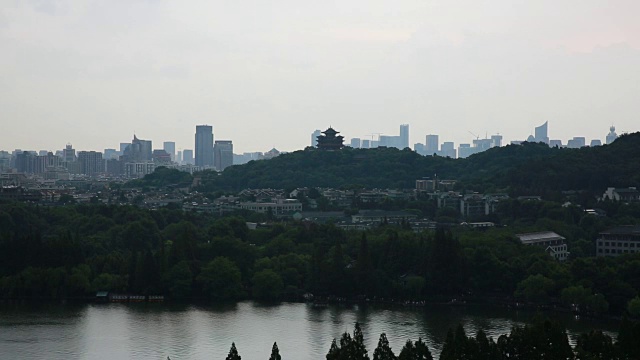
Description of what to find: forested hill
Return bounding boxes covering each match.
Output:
[192,132,640,194]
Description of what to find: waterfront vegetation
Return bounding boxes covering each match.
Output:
[1,201,640,319]
[216,320,640,360]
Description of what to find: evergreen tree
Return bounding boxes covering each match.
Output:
[327,339,342,360]
[356,233,374,295]
[413,338,432,360]
[373,333,396,360]
[269,342,282,360]
[226,342,241,360]
[351,322,370,360]
[327,323,370,360]
[439,330,456,360]
[574,330,616,360]
[398,340,415,360]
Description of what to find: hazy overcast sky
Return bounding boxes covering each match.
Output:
[1,0,639,153]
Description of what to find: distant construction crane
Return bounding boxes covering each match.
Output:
[468,131,480,140]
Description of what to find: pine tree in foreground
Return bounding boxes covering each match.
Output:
[269,342,282,360]
[226,342,241,360]
[373,333,396,360]
[326,322,370,360]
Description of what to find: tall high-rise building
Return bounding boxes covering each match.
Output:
[77,151,104,176]
[103,149,118,160]
[183,149,194,165]
[379,135,400,148]
[195,125,214,167]
[534,122,549,144]
[163,141,176,161]
[425,135,439,155]
[361,139,371,148]
[440,142,456,158]
[119,143,131,155]
[63,144,76,163]
[350,138,361,148]
[121,135,152,162]
[311,130,322,147]
[399,124,409,149]
[491,135,503,147]
[176,150,182,164]
[606,126,618,145]
[214,140,233,171]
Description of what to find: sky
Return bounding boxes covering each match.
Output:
[1,0,639,154]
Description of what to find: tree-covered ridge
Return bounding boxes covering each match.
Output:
[190,132,640,195]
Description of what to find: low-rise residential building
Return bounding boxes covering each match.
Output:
[351,210,418,223]
[238,199,302,215]
[596,226,640,257]
[516,231,569,261]
[602,187,640,202]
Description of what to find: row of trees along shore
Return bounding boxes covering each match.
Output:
[3,202,640,317]
[219,319,640,360]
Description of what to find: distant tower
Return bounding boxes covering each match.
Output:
[350,138,361,148]
[491,134,503,147]
[63,144,76,163]
[214,140,233,171]
[311,130,322,147]
[183,149,194,165]
[606,126,618,145]
[534,122,549,144]
[399,124,409,149]
[316,127,344,150]
[163,141,176,162]
[195,125,214,167]
[425,135,439,155]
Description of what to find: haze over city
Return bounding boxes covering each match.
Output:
[1,1,639,153]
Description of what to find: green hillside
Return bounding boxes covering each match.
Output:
[186,132,640,195]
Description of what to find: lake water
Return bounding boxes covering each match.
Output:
[0,301,619,360]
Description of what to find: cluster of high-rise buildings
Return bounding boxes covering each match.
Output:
[510,122,618,149]
[310,122,620,159]
[0,125,246,180]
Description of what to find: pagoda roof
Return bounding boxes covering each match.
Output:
[322,127,339,135]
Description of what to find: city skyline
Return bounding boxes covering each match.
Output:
[1,1,639,153]
[1,122,628,156]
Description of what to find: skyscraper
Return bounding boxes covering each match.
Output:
[163,141,176,161]
[311,130,322,147]
[214,140,233,171]
[195,125,214,167]
[121,135,152,162]
[606,126,618,144]
[399,124,409,149]
[534,122,549,144]
[183,149,194,165]
[77,151,104,176]
[491,134,503,147]
[425,135,439,155]
[62,144,76,163]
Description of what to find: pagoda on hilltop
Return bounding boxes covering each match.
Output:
[316,127,344,150]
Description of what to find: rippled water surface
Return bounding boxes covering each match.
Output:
[0,302,619,359]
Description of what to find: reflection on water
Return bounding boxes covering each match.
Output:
[0,302,620,360]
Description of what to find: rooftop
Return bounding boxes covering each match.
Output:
[600,226,640,235]
[515,231,565,244]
